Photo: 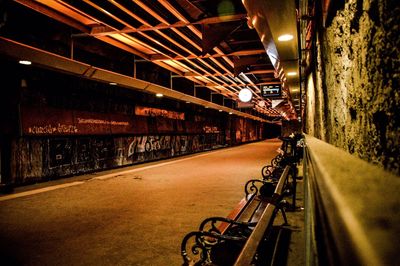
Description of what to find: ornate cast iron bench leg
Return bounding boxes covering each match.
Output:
[181,231,247,265]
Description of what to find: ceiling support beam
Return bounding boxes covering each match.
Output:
[205,81,281,88]
[201,21,242,55]
[181,69,276,77]
[72,13,247,37]
[15,0,89,33]
[149,49,266,61]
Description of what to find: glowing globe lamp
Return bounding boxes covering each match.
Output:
[239,88,252,102]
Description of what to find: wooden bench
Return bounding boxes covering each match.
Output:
[234,166,291,265]
[181,166,291,265]
[261,135,303,180]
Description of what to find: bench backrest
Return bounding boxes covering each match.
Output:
[234,165,291,265]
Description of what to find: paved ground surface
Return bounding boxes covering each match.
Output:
[0,139,304,266]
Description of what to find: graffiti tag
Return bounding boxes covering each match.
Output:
[28,124,78,135]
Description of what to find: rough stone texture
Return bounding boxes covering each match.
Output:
[306,0,400,175]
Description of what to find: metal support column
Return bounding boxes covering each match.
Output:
[133,55,136,78]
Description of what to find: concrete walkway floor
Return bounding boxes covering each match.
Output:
[0,139,304,266]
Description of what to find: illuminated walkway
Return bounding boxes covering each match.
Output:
[0,139,287,265]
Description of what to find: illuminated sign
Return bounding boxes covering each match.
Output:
[261,84,281,98]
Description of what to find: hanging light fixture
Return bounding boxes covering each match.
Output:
[238,87,252,102]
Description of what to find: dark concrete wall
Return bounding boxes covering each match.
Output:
[305,0,399,175]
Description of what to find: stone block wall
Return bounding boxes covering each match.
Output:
[306,0,399,175]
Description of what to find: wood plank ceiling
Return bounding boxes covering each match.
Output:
[13,0,295,120]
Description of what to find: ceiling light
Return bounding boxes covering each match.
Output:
[219,110,222,112]
[251,16,257,27]
[185,101,190,104]
[19,60,31,65]
[238,88,252,102]
[247,17,254,29]
[205,106,209,109]
[229,112,233,115]
[109,82,117,85]
[239,72,252,83]
[287,72,297,76]
[278,34,293,42]
[155,93,163,97]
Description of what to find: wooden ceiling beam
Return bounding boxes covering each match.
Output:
[149,49,266,61]
[205,82,280,88]
[74,13,246,37]
[15,0,90,33]
[182,69,276,77]
[158,0,234,69]
[84,0,238,97]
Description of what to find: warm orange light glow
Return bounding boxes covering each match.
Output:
[163,60,189,72]
[278,34,293,42]
[252,16,257,27]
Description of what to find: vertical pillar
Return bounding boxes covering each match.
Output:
[70,37,74,60]
[170,71,173,89]
[133,55,137,79]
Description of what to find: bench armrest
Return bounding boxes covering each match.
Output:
[199,216,257,233]
[181,230,247,265]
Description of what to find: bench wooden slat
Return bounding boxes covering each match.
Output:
[237,197,262,224]
[217,193,257,234]
[274,166,290,196]
[234,204,276,265]
[249,199,270,224]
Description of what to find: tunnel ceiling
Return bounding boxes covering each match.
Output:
[5,0,301,121]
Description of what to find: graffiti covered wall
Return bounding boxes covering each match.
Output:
[11,133,226,184]
[4,68,266,185]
